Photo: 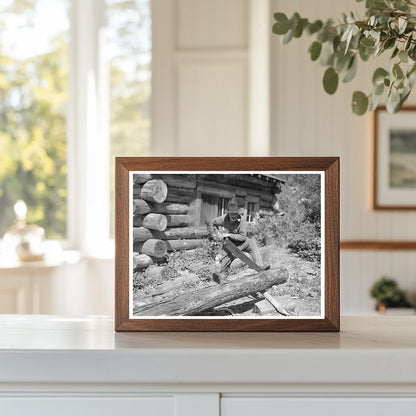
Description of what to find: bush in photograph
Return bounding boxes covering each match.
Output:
[163,239,222,281]
[248,174,321,262]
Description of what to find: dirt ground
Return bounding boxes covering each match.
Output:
[133,243,321,317]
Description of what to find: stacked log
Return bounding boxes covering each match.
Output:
[132,174,205,272]
[132,172,283,273]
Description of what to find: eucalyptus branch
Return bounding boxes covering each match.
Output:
[272,0,416,115]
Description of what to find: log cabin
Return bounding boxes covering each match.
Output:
[132,173,286,269]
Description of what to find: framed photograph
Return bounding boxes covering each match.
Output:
[374,106,416,209]
[115,157,339,332]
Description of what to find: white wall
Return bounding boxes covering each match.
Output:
[271,0,416,313]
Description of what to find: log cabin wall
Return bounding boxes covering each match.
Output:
[132,174,283,271]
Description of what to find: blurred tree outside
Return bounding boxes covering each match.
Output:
[0,0,70,239]
[106,0,151,237]
[0,0,151,240]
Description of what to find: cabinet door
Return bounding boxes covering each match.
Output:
[222,397,416,416]
[0,396,175,416]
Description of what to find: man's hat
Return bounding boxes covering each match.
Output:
[226,199,241,214]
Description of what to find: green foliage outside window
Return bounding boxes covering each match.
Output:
[0,1,69,238]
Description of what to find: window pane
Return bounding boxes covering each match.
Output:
[0,0,70,239]
[106,0,151,237]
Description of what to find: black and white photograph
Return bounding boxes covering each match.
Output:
[129,172,324,319]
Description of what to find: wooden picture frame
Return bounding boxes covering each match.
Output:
[115,157,339,332]
[373,106,416,210]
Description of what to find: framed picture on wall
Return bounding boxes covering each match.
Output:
[374,106,416,209]
[115,157,339,332]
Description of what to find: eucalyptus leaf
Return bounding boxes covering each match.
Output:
[373,82,385,96]
[399,49,408,63]
[391,47,399,59]
[398,17,407,34]
[309,41,322,61]
[320,40,335,66]
[307,20,323,35]
[386,87,401,112]
[369,92,383,111]
[323,67,339,94]
[273,13,290,34]
[342,56,358,82]
[282,29,294,44]
[352,91,369,115]
[334,52,353,72]
[393,63,404,79]
[366,0,388,10]
[372,67,389,85]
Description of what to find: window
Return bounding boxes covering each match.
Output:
[0,0,70,239]
[217,197,230,217]
[246,200,257,222]
[0,0,151,253]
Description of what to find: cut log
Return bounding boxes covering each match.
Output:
[133,253,153,270]
[141,239,167,258]
[133,199,152,215]
[166,239,205,251]
[140,180,168,203]
[133,226,209,242]
[133,227,154,241]
[134,174,152,184]
[166,214,190,227]
[164,186,196,204]
[133,199,190,215]
[153,174,197,189]
[133,266,289,316]
[142,213,168,231]
[163,227,208,239]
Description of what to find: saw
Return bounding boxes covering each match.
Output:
[223,239,270,273]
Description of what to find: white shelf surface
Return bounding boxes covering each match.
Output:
[0,315,415,386]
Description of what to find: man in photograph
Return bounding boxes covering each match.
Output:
[209,199,269,283]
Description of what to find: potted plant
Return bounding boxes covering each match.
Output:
[369,276,413,313]
[272,0,416,115]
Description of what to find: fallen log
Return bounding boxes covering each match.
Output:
[133,199,190,215]
[140,239,167,258]
[140,179,168,203]
[133,266,289,316]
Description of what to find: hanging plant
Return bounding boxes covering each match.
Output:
[272,0,416,115]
